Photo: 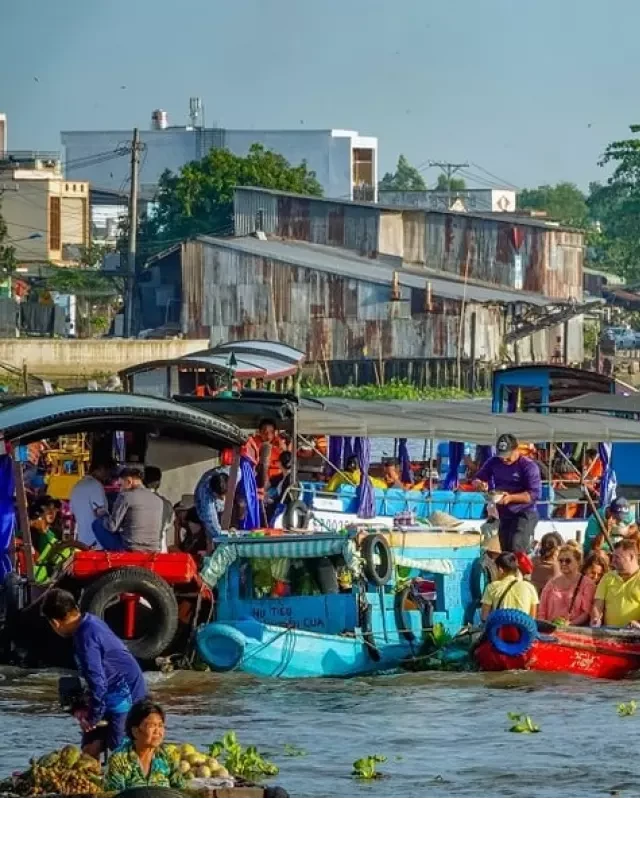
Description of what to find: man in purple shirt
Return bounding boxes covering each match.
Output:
[473,433,541,553]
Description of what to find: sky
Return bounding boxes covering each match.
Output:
[2,0,639,192]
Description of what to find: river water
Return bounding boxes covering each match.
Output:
[1,667,639,797]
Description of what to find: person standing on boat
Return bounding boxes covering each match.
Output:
[591,539,640,629]
[473,434,541,553]
[480,552,539,620]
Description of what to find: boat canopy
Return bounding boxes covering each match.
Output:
[120,340,305,384]
[550,392,640,416]
[296,397,640,443]
[0,392,245,448]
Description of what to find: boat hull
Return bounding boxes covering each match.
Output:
[196,619,414,678]
[475,627,640,680]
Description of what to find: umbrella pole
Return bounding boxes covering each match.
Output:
[555,445,612,549]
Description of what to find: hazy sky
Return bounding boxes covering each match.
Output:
[2,0,638,191]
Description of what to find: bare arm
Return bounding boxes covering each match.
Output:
[480,603,491,622]
[591,599,604,627]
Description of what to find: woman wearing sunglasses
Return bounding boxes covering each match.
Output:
[539,542,595,626]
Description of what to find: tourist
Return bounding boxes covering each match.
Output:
[243,418,286,483]
[41,589,147,757]
[530,532,563,594]
[473,433,542,552]
[383,460,404,489]
[70,459,115,547]
[104,701,185,793]
[143,466,174,551]
[539,542,595,626]
[480,552,539,620]
[582,550,610,585]
[194,469,229,540]
[592,539,640,628]
[28,497,60,555]
[326,455,361,492]
[92,467,169,552]
[584,497,636,555]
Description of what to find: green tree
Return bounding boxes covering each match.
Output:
[379,154,427,192]
[517,182,588,228]
[0,199,16,276]
[135,143,322,260]
[435,173,466,192]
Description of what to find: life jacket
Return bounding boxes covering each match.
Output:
[242,435,283,480]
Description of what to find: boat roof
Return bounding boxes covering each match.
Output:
[550,393,640,415]
[296,397,640,443]
[0,392,245,448]
[175,390,298,429]
[121,340,305,382]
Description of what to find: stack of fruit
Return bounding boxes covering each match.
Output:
[166,743,232,781]
[0,746,103,797]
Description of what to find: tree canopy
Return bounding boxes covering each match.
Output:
[134,143,322,260]
[517,182,589,229]
[379,154,427,192]
[0,200,16,276]
[435,173,466,192]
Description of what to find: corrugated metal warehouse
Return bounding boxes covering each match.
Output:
[233,187,584,302]
[140,234,584,388]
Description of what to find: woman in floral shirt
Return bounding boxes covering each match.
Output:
[105,701,185,793]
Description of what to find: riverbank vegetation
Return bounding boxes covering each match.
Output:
[301,379,482,401]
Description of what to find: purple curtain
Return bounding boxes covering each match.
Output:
[598,442,617,508]
[507,391,517,413]
[239,456,261,530]
[398,438,412,484]
[327,436,343,476]
[342,437,353,469]
[0,455,15,580]
[356,438,375,518]
[443,441,464,489]
[477,445,493,465]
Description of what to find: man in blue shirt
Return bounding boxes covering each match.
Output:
[473,433,542,553]
[41,589,147,757]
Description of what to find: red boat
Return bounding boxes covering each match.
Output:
[475,609,640,680]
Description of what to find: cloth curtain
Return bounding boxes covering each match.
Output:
[398,438,412,484]
[443,441,464,489]
[598,442,617,508]
[356,438,375,519]
[342,437,353,469]
[239,456,261,530]
[327,436,343,477]
[477,445,493,465]
[0,455,15,581]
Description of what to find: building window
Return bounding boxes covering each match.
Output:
[49,197,61,251]
[80,184,84,192]
[65,183,69,191]
[73,184,77,192]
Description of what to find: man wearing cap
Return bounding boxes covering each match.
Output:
[473,433,542,553]
[584,496,637,555]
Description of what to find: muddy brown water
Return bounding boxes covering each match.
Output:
[1,668,639,797]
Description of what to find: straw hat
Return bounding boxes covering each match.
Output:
[428,511,463,529]
[482,534,502,554]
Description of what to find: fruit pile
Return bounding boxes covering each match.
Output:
[0,746,103,797]
[166,743,231,781]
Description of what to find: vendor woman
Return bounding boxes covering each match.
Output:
[104,701,185,793]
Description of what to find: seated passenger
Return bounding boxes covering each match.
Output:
[266,451,293,521]
[539,542,595,626]
[582,550,610,586]
[104,701,185,793]
[179,507,207,556]
[92,467,168,552]
[480,552,539,621]
[326,455,361,492]
[383,460,405,489]
[591,539,640,628]
[530,532,563,594]
[29,497,59,556]
[70,459,114,547]
[143,466,173,552]
[584,497,636,555]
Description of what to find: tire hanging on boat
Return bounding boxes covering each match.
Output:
[394,585,434,644]
[196,623,247,672]
[361,534,394,587]
[484,608,537,657]
[282,501,311,531]
[81,567,179,662]
[360,598,381,662]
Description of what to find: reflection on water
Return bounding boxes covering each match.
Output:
[0,667,638,797]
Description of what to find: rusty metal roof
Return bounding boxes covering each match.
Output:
[195,235,559,307]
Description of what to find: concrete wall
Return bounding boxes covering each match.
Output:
[0,338,208,378]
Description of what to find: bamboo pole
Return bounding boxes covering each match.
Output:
[554,445,613,549]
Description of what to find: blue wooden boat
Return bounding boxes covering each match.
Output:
[196,529,481,678]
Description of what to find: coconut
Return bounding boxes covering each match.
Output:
[190,753,207,766]
[179,760,192,774]
[180,743,197,757]
[211,766,231,779]
[207,757,221,771]
[195,765,212,779]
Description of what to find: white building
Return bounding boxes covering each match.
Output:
[61,117,378,202]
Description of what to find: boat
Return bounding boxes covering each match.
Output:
[474,608,640,680]
[196,527,481,678]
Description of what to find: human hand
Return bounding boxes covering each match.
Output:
[473,480,488,493]
[93,505,107,517]
[496,493,511,505]
[628,621,640,630]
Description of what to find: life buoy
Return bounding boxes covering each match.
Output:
[196,623,247,672]
[361,534,394,586]
[485,608,537,657]
[282,501,310,531]
[394,584,434,644]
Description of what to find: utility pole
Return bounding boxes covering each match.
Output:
[125,128,144,338]
[428,161,469,210]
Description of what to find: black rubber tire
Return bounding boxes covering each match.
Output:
[282,500,310,531]
[360,599,381,662]
[115,786,185,798]
[264,786,290,797]
[394,586,434,644]
[81,568,179,662]
[361,534,394,586]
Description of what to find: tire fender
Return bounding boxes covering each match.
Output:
[196,623,247,672]
[485,608,537,657]
[361,534,394,587]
